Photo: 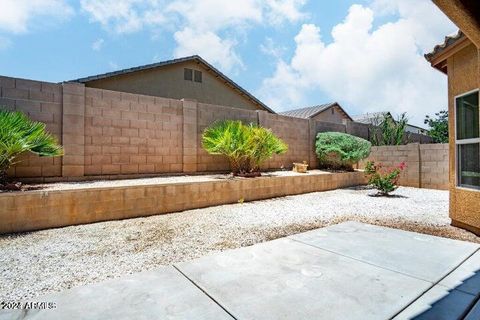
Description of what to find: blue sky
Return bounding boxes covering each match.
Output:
[0,0,456,125]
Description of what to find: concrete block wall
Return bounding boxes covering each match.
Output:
[259,113,310,169]
[0,74,440,182]
[360,143,449,190]
[84,87,183,176]
[419,143,449,189]
[0,76,63,178]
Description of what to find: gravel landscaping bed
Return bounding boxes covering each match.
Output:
[1,186,478,301]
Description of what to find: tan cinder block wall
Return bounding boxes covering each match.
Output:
[259,113,311,169]
[0,170,367,234]
[359,143,449,190]
[446,43,480,235]
[84,88,183,176]
[0,76,63,178]
[419,144,449,190]
[0,74,438,182]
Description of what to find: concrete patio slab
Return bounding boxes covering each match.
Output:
[289,221,480,283]
[176,237,432,320]
[0,267,232,320]
[393,285,477,320]
[2,222,479,320]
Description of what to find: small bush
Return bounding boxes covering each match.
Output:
[202,120,288,176]
[315,132,371,170]
[364,161,406,196]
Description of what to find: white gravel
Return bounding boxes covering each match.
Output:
[1,186,478,301]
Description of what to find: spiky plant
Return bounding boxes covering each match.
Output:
[0,109,63,183]
[202,120,287,176]
[247,124,288,171]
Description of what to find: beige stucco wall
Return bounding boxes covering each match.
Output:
[311,106,349,124]
[447,43,480,235]
[84,61,263,112]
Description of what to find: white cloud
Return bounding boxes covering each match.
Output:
[260,37,287,59]
[173,28,243,72]
[92,38,105,51]
[258,1,456,125]
[0,0,73,33]
[265,0,308,25]
[80,0,308,72]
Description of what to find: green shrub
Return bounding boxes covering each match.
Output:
[202,120,288,176]
[0,109,63,184]
[364,161,406,196]
[315,132,371,170]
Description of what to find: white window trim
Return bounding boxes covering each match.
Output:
[454,88,480,190]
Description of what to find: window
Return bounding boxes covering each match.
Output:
[194,70,202,83]
[331,108,334,115]
[456,90,480,189]
[184,68,193,81]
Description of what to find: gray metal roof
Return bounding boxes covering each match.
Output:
[69,55,275,114]
[279,102,353,120]
[351,112,392,124]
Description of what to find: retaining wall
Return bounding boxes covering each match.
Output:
[0,170,367,234]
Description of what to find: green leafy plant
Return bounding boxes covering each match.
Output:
[424,110,448,143]
[364,161,406,196]
[202,120,288,176]
[0,109,63,185]
[370,113,410,146]
[315,132,371,171]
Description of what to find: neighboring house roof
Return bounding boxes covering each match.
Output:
[279,102,353,121]
[424,31,470,74]
[353,112,428,133]
[69,55,275,114]
[351,112,392,125]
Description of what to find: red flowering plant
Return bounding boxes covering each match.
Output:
[364,161,406,196]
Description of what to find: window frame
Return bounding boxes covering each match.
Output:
[454,88,480,190]
[194,70,202,83]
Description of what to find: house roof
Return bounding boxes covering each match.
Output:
[424,31,470,74]
[352,112,392,124]
[353,112,428,132]
[69,55,275,114]
[279,102,353,121]
[425,31,465,62]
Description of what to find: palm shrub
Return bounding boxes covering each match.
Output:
[202,120,288,176]
[315,132,371,171]
[0,109,63,184]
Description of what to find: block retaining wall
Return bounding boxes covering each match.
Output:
[0,170,366,234]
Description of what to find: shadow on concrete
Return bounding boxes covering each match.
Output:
[410,269,480,320]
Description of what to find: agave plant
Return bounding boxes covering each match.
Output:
[202,120,287,176]
[0,109,63,184]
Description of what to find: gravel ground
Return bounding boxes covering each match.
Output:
[1,186,478,301]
